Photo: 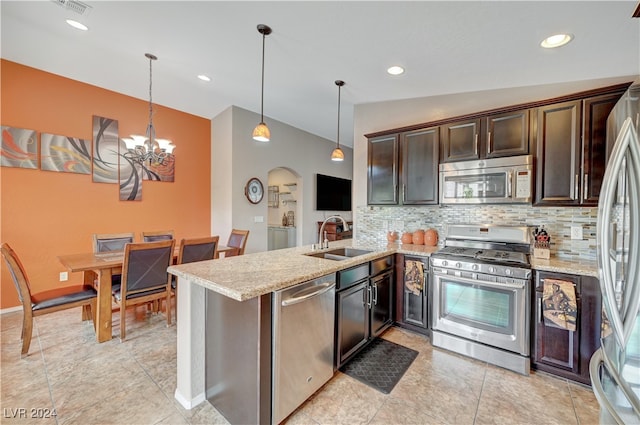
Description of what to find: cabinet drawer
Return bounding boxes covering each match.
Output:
[370,255,393,276]
[337,263,369,290]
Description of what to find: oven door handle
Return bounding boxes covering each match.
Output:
[432,270,527,290]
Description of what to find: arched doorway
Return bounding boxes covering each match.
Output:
[267,167,302,250]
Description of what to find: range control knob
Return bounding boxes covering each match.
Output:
[505,269,512,276]
[442,260,448,267]
[455,262,461,268]
[488,266,495,274]
[471,264,479,271]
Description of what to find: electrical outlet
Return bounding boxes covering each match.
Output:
[59,271,68,281]
[382,220,389,231]
[254,216,264,223]
[570,226,583,240]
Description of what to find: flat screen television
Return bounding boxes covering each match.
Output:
[316,174,352,211]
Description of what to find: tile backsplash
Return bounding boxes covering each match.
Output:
[356,204,598,260]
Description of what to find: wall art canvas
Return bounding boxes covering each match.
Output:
[92,116,119,184]
[1,126,38,169]
[119,138,143,201]
[40,133,91,174]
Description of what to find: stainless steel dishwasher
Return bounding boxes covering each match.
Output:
[272,274,336,424]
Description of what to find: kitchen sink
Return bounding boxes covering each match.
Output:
[305,247,373,261]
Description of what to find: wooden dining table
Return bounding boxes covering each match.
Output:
[58,245,235,342]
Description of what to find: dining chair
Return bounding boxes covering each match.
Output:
[1,243,97,356]
[141,230,175,242]
[112,239,175,341]
[172,236,219,315]
[92,232,135,291]
[224,229,249,257]
[92,232,135,253]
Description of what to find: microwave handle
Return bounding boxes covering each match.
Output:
[507,170,513,197]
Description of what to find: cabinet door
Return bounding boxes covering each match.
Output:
[485,109,530,158]
[534,101,582,205]
[577,276,602,384]
[336,281,370,367]
[440,118,482,162]
[582,92,623,205]
[367,135,399,205]
[400,127,439,205]
[533,272,581,375]
[402,258,429,329]
[370,271,394,338]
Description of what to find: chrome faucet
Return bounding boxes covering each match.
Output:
[314,215,349,250]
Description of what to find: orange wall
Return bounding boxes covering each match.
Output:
[0,60,211,309]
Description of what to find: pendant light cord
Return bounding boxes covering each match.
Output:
[146,53,156,142]
[260,32,265,122]
[336,84,341,148]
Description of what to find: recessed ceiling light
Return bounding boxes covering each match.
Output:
[66,19,88,31]
[197,75,211,82]
[387,66,405,75]
[540,33,573,48]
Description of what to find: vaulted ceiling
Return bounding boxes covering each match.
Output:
[2,1,639,147]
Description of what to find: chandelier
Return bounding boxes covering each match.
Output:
[122,53,175,166]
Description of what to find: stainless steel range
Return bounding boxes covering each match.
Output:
[430,224,532,375]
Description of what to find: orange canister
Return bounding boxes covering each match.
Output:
[401,232,413,244]
[412,229,425,245]
[424,228,439,246]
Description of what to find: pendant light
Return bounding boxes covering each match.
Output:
[331,80,345,161]
[252,24,272,142]
[122,53,175,165]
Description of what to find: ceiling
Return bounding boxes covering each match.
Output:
[2,1,639,147]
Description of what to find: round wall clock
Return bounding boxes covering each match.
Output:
[245,177,264,204]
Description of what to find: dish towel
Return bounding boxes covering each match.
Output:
[542,278,577,332]
[404,260,424,295]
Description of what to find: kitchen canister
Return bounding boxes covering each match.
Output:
[412,229,425,245]
[401,232,413,244]
[424,228,438,246]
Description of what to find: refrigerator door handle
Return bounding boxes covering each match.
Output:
[597,117,640,347]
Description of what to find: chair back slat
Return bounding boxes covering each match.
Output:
[93,233,135,253]
[0,243,31,305]
[142,230,174,243]
[179,237,218,264]
[122,240,174,295]
[226,229,249,257]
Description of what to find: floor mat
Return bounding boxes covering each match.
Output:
[339,338,418,394]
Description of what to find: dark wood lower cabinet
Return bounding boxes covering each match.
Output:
[335,257,394,368]
[394,254,430,335]
[532,271,602,385]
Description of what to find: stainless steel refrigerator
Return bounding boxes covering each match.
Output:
[591,80,640,424]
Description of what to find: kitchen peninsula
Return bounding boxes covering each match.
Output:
[167,239,434,424]
[167,238,597,424]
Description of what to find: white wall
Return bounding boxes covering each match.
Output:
[351,76,636,234]
[212,106,354,254]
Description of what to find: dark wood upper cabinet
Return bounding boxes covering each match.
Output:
[441,110,530,163]
[368,128,439,206]
[582,93,621,205]
[400,127,439,205]
[534,100,582,205]
[485,109,530,158]
[367,135,399,205]
[534,90,625,206]
[440,118,481,162]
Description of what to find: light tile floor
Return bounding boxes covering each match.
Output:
[1,307,601,424]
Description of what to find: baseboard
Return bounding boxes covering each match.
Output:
[0,306,22,315]
[174,389,206,410]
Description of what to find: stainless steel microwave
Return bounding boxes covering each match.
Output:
[439,155,533,204]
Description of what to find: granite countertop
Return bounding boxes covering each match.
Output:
[168,238,597,301]
[531,256,598,277]
[168,239,396,301]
